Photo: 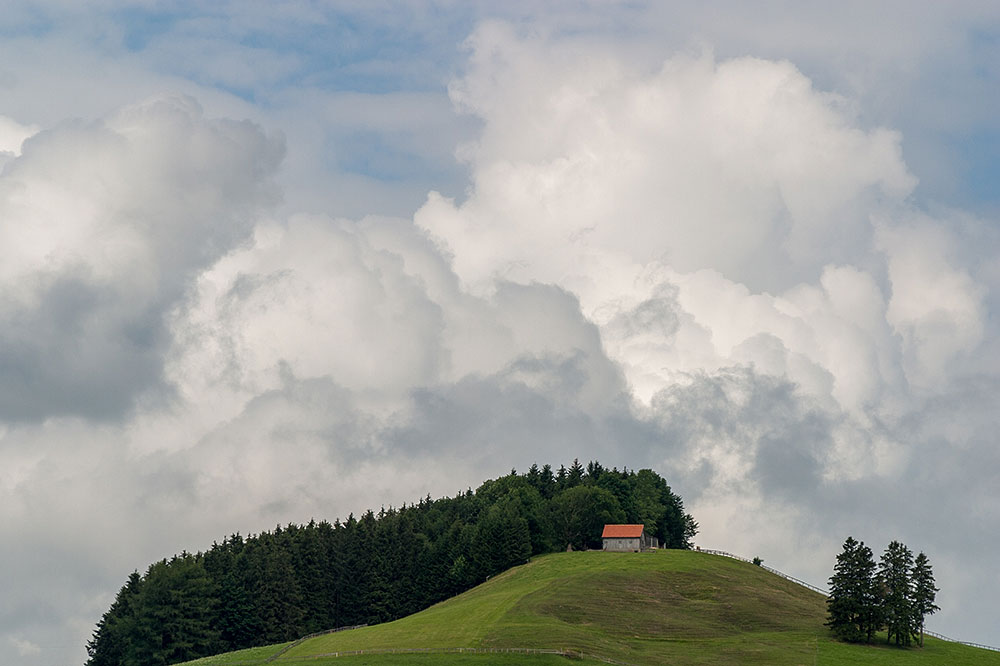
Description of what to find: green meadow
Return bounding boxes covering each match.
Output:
[182,550,1000,665]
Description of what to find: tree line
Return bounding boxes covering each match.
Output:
[826,536,939,647]
[86,460,697,666]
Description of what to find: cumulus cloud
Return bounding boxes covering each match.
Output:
[420,22,916,299]
[168,213,626,421]
[416,21,991,422]
[0,13,998,666]
[411,22,998,642]
[0,188,652,659]
[878,217,985,389]
[0,96,283,421]
[0,114,37,168]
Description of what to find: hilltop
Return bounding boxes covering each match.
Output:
[180,550,1000,666]
[86,461,696,665]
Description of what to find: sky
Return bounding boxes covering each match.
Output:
[0,1,998,663]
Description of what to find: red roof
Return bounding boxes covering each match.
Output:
[602,524,644,538]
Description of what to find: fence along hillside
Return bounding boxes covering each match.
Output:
[699,548,1000,653]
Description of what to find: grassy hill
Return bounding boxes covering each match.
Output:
[181,550,1000,666]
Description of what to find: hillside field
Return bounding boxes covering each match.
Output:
[181,550,1000,666]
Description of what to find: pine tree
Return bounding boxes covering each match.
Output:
[879,540,915,646]
[585,459,605,482]
[826,537,879,643]
[555,464,568,490]
[254,534,305,643]
[538,464,556,498]
[127,555,220,665]
[858,543,882,643]
[86,571,142,666]
[525,463,542,493]
[910,552,939,646]
[215,562,257,650]
[338,514,368,626]
[292,521,331,635]
[567,458,585,487]
[442,520,477,594]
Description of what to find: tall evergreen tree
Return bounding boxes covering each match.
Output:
[585,460,605,482]
[910,552,939,647]
[442,519,477,594]
[255,533,305,643]
[566,458,585,487]
[555,464,568,490]
[86,571,142,666]
[292,521,332,634]
[538,464,556,498]
[127,556,220,666]
[857,543,882,643]
[525,463,542,493]
[365,512,395,623]
[879,540,915,646]
[826,537,879,643]
[471,502,531,578]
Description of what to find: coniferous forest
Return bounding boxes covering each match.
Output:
[86,460,698,666]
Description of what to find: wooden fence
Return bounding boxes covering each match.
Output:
[699,547,1000,653]
[266,625,367,662]
[923,629,1000,653]
[699,548,829,595]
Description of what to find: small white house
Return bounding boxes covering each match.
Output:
[602,524,658,552]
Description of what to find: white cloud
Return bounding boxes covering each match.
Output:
[411,24,999,645]
[6,636,40,657]
[0,8,998,665]
[878,217,986,389]
[0,95,283,421]
[0,115,38,168]
[413,26,933,430]
[421,24,915,301]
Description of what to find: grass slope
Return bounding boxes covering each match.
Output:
[183,550,1000,665]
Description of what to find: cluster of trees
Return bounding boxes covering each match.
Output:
[86,460,697,666]
[826,536,939,647]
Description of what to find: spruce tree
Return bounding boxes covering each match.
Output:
[911,552,939,646]
[292,522,331,635]
[857,542,882,643]
[471,502,531,577]
[538,464,556,498]
[826,537,860,642]
[879,540,915,646]
[255,534,305,643]
[86,571,142,666]
[826,537,879,643]
[525,463,542,493]
[585,459,605,481]
[127,556,220,665]
[555,464,568,490]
